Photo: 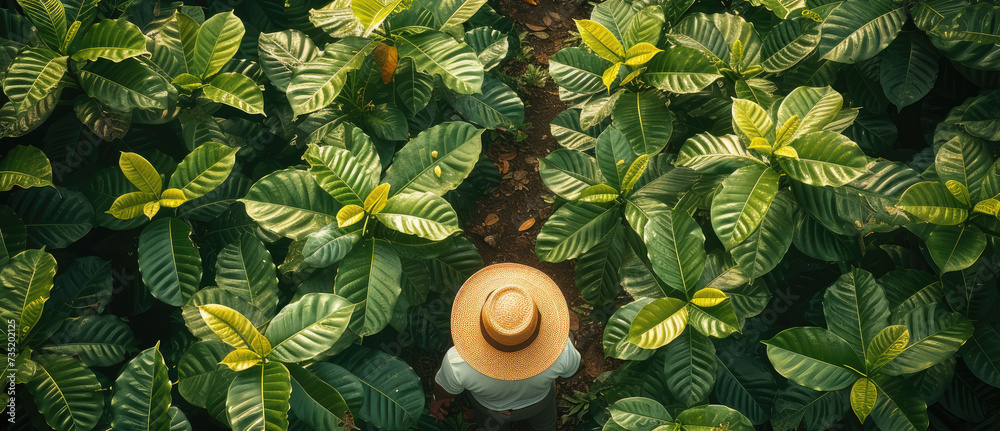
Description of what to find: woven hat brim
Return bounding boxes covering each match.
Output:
[451,263,569,381]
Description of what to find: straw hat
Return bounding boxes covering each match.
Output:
[451,263,569,381]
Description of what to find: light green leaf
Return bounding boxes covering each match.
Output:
[576,19,625,62]
[0,249,56,343]
[761,17,821,73]
[818,0,906,63]
[850,378,876,424]
[675,133,762,173]
[382,122,483,196]
[865,325,909,373]
[779,131,868,187]
[448,74,524,129]
[287,37,378,117]
[27,355,103,431]
[608,397,671,430]
[198,303,272,356]
[643,45,722,93]
[16,0,66,51]
[202,73,264,115]
[897,181,969,225]
[627,297,688,349]
[0,145,53,191]
[376,192,461,241]
[711,164,780,248]
[227,362,292,431]
[935,133,993,198]
[181,11,245,79]
[763,327,863,391]
[882,303,973,375]
[71,18,147,63]
[539,149,602,201]
[603,298,656,361]
[137,217,202,306]
[732,98,773,139]
[265,293,354,362]
[394,30,484,94]
[119,152,161,195]
[241,169,340,241]
[675,404,755,431]
[352,0,403,37]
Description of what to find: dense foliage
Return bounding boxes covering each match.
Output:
[3,0,1000,430]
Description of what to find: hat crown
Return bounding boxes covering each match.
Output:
[481,286,538,347]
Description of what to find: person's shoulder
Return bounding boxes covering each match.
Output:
[443,347,467,365]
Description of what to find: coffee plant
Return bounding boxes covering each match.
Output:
[3,0,1000,430]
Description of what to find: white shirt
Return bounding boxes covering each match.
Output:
[434,338,581,411]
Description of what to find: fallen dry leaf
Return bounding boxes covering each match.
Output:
[485,213,499,226]
[522,0,537,4]
[500,159,510,174]
[518,218,535,231]
[525,23,546,32]
[499,152,517,161]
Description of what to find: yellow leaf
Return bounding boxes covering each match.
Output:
[621,68,643,86]
[579,184,620,203]
[775,115,801,147]
[107,191,159,220]
[748,137,772,154]
[220,348,262,372]
[773,145,799,159]
[364,183,390,214]
[620,154,650,195]
[973,198,1000,217]
[602,62,622,89]
[851,378,877,424]
[373,44,398,84]
[624,42,663,66]
[143,201,160,219]
[690,287,729,307]
[338,204,365,228]
[119,152,162,195]
[159,188,188,208]
[945,180,971,207]
[575,19,625,62]
[198,304,272,356]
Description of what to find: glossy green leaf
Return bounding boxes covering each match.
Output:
[265,293,354,362]
[181,11,245,79]
[27,355,104,431]
[199,303,271,356]
[118,152,161,195]
[882,303,973,375]
[10,187,93,248]
[779,131,868,187]
[71,18,146,63]
[333,345,424,430]
[287,363,363,430]
[730,192,794,279]
[732,98,773,140]
[850,378,876,424]
[202,73,264,115]
[241,168,340,241]
[608,397,672,430]
[762,17,821,73]
[604,298,656,361]
[897,181,969,225]
[930,3,1000,71]
[818,0,906,63]
[16,0,66,50]
[216,234,279,316]
[178,341,236,411]
[287,37,378,117]
[576,224,626,304]
[613,91,673,155]
[865,325,909,373]
[644,209,705,294]
[395,30,483,94]
[823,268,890,357]
[870,375,928,431]
[771,383,850,431]
[763,327,863,391]
[78,58,170,111]
[111,344,171,431]
[0,248,55,342]
[935,133,993,198]
[535,202,619,263]
[550,47,610,95]
[643,45,722,93]
[393,58,434,115]
[538,149,602,201]
[711,164,780,248]
[138,217,202,306]
[3,48,66,109]
[303,224,361,268]
[448,74,523,129]
[303,144,376,206]
[675,404,755,431]
[627,297,689,349]
[39,315,135,367]
[576,19,625,62]
[959,322,1000,388]
[334,238,402,336]
[687,297,740,339]
[880,32,938,110]
[926,224,986,273]
[0,145,53,191]
[376,192,461,241]
[714,353,778,425]
[675,133,761,174]
[257,29,320,92]
[227,362,292,431]
[352,0,402,37]
[382,122,483,197]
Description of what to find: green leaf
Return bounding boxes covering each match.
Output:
[762,17,821,73]
[662,329,717,407]
[376,192,461,241]
[71,18,146,62]
[850,378,876,424]
[758,0,807,19]
[675,133,762,173]
[303,144,376,206]
[257,29,320,92]
[352,0,403,37]
[216,234,279,316]
[604,298,656,361]
[644,209,705,294]
[287,37,378,117]
[608,397,672,430]
[714,353,778,425]
[303,224,361,268]
[265,293,354,362]
[777,86,843,138]
[779,131,868,187]
[227,362,292,431]
[78,58,170,111]
[111,344,171,431]
[771,384,850,431]
[627,297,689,349]
[333,345,424,430]
[595,126,637,191]
[184,289,267,344]
[3,48,66,110]
[448,74,524,129]
[881,269,944,321]
[823,268,890,358]
[959,322,1000,388]
[0,145,53,191]
[870,375,928,431]
[688,297,740,339]
[202,73,263,115]
[763,327,863,391]
[613,91,673,155]
[730,192,794,279]
[178,341,236,412]
[897,181,969,225]
[221,349,262,372]
[535,202,619,263]
[395,30,483,94]
[39,315,136,367]
[180,11,245,79]
[732,98,774,140]
[576,224,626,304]
[882,303,973,375]
[199,303,272,355]
[119,152,161,195]
[382,122,483,196]
[421,0,489,29]
[393,58,434,115]
[11,187,93,249]
[16,0,66,51]
[287,363,363,430]
[879,32,938,110]
[0,249,55,342]
[138,217,202,306]
[865,325,909,373]
[625,5,666,47]
[333,238,402,336]
[711,164,780,248]
[675,404,755,431]
[241,168,340,241]
[926,224,986,273]
[308,0,363,38]
[27,355,104,431]
[929,3,1000,71]
[576,19,625,62]
[935,133,993,198]
[550,47,611,95]
[643,45,722,93]
[539,150,602,201]
[818,0,906,63]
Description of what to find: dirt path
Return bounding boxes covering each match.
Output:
[461,0,620,426]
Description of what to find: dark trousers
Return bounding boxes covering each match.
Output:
[465,384,558,431]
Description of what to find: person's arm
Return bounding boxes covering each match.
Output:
[431,357,463,420]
